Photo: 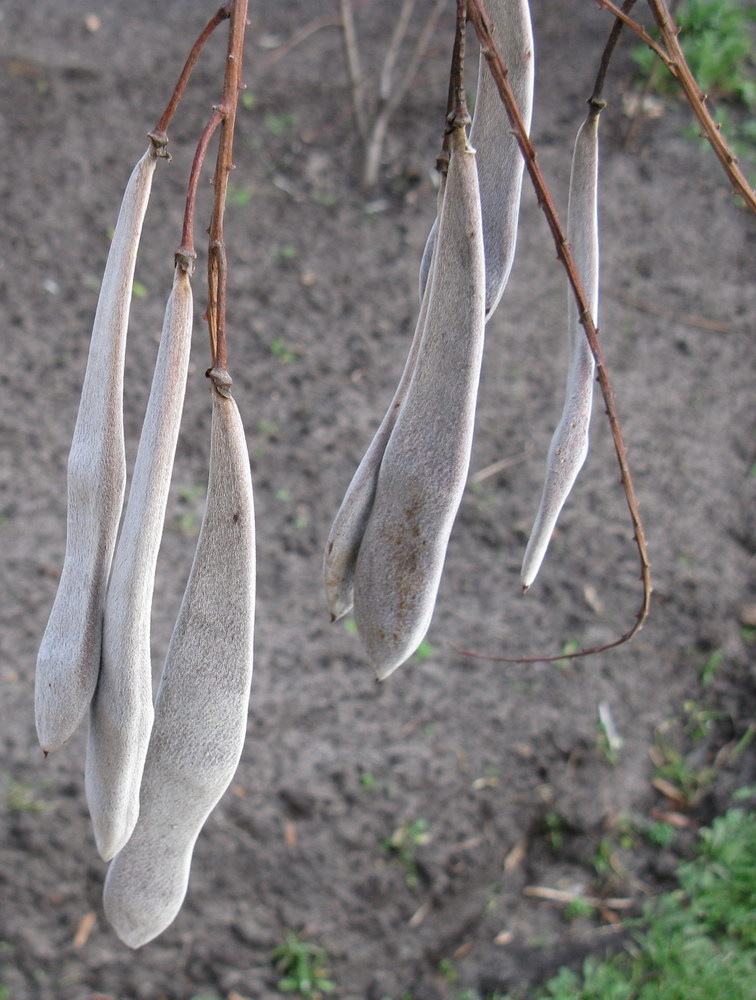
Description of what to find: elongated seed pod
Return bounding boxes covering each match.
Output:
[323,274,433,621]
[35,147,157,753]
[354,127,485,681]
[420,0,534,319]
[85,264,194,861]
[520,109,600,591]
[103,388,255,948]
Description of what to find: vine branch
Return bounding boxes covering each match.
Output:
[593,0,756,215]
[465,0,652,663]
[149,4,231,155]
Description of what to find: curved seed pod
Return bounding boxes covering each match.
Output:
[85,264,194,861]
[521,109,600,591]
[103,388,255,948]
[354,127,485,681]
[323,274,433,621]
[420,0,534,319]
[35,147,157,753]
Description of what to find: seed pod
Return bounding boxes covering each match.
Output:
[354,126,485,681]
[35,147,157,754]
[420,0,534,319]
[85,264,194,861]
[323,275,433,622]
[521,109,600,591]
[103,387,255,948]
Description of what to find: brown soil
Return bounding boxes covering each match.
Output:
[1,2,754,999]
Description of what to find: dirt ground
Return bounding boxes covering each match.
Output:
[0,1,754,998]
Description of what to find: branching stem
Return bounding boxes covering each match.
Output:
[589,0,637,109]
[593,0,756,215]
[465,0,652,663]
[149,4,232,155]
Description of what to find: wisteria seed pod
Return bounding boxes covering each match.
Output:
[354,126,485,681]
[521,108,600,591]
[86,264,194,861]
[35,147,157,754]
[323,274,433,621]
[420,0,534,320]
[103,388,255,948]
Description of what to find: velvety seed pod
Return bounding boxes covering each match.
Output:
[103,388,255,948]
[323,276,433,621]
[420,0,534,320]
[354,127,485,680]
[521,109,600,590]
[35,147,157,753]
[86,264,194,861]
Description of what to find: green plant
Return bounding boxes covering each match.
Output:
[521,804,756,1000]
[382,818,430,889]
[270,337,299,363]
[5,779,53,813]
[633,1,756,104]
[438,957,459,983]
[632,1,756,179]
[271,931,335,999]
[544,811,566,852]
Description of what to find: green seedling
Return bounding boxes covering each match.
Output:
[279,244,296,261]
[271,931,335,1000]
[132,280,148,299]
[226,184,252,206]
[382,818,430,889]
[411,638,434,662]
[438,957,459,983]
[555,638,580,668]
[528,805,756,1000]
[6,778,53,813]
[359,770,376,792]
[646,820,676,848]
[264,111,298,137]
[270,337,298,363]
[700,649,724,685]
[544,811,565,852]
[563,896,595,922]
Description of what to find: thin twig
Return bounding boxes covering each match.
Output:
[463,0,652,664]
[255,15,342,74]
[176,108,224,269]
[589,0,637,108]
[380,0,416,102]
[149,4,231,154]
[340,0,368,141]
[614,292,733,333]
[363,0,447,187]
[595,0,756,214]
[206,0,249,384]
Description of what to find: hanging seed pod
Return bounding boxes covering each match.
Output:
[323,274,434,622]
[353,126,485,681]
[85,263,194,861]
[103,387,255,948]
[35,147,158,754]
[420,0,534,320]
[521,108,600,591]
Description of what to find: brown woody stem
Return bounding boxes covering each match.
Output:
[204,0,248,386]
[149,4,232,155]
[589,0,637,109]
[594,0,756,215]
[465,0,652,664]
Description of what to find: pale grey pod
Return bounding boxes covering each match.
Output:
[521,110,600,591]
[35,147,157,753]
[420,0,534,319]
[323,274,433,621]
[354,128,485,681]
[86,265,194,861]
[103,389,255,948]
